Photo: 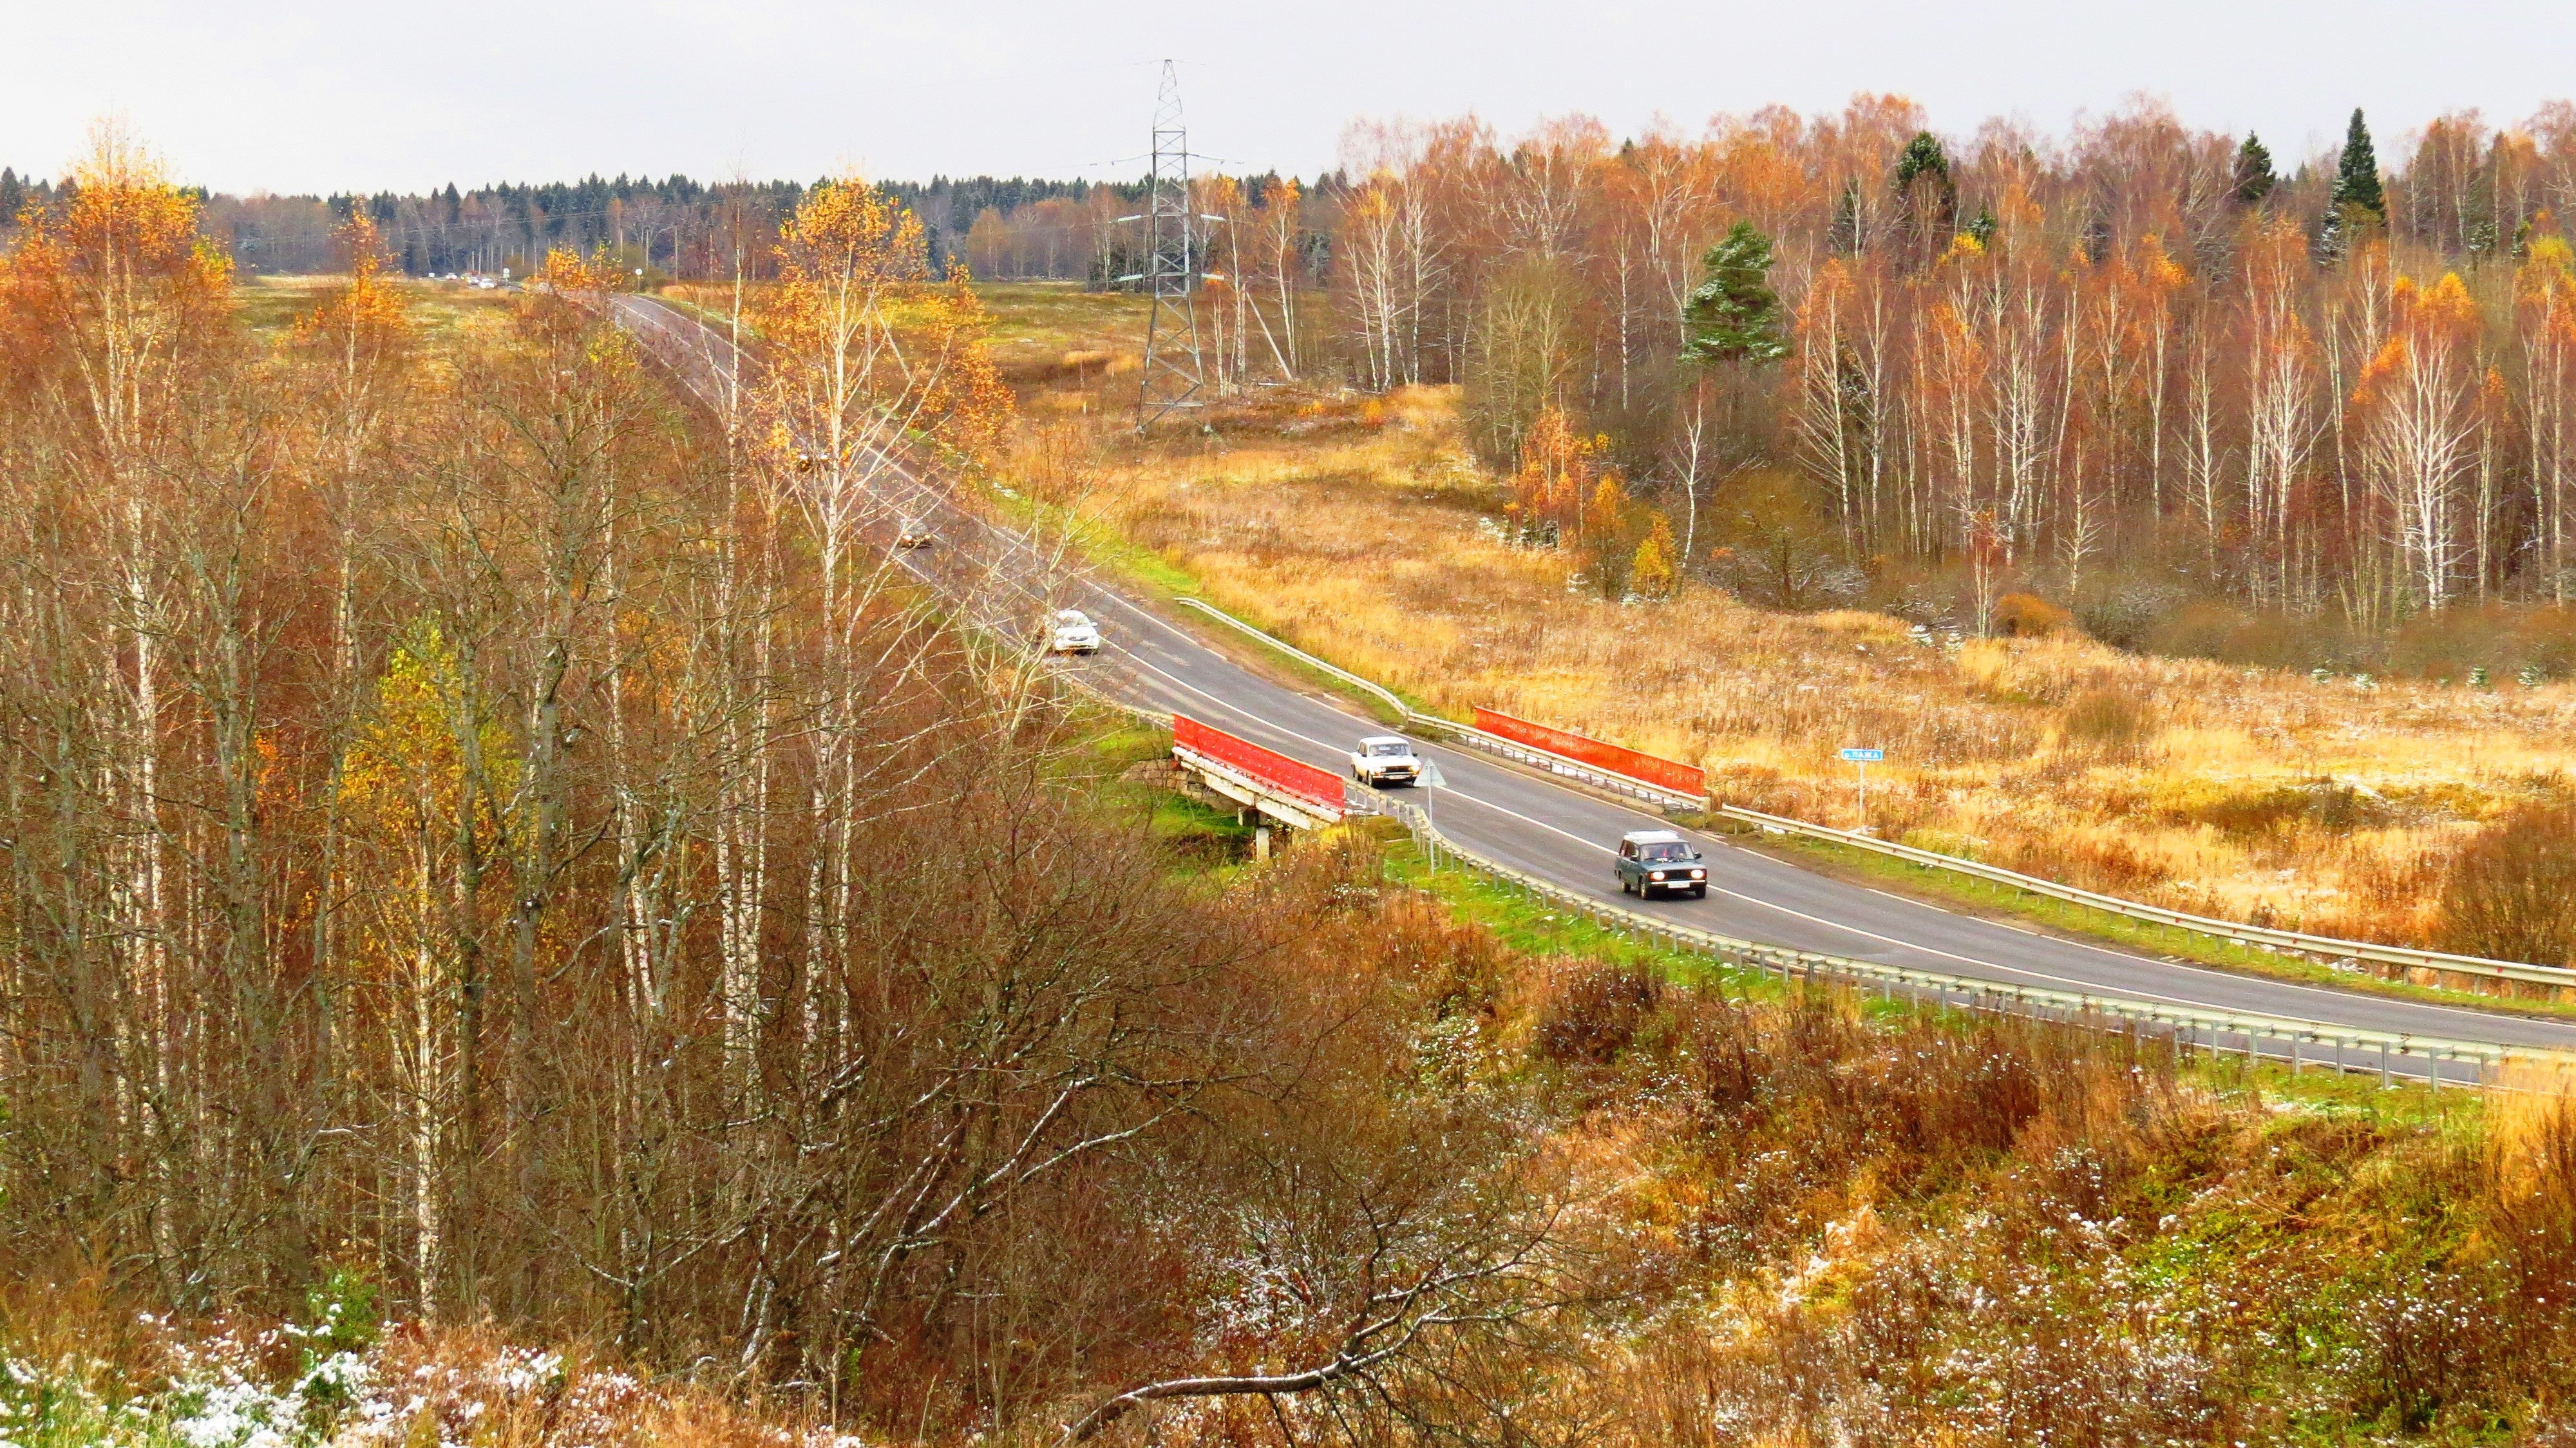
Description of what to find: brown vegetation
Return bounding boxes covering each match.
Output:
[1014,368,2576,957]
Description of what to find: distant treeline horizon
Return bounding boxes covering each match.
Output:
[0,165,1341,280]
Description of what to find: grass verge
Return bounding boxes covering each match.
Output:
[1722,822,2576,1022]
[988,482,1416,727]
[1365,819,2477,1111]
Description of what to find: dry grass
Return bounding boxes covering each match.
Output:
[235,272,516,352]
[19,827,2576,1445]
[1016,370,2576,958]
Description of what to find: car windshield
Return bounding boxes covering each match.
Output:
[1368,743,1410,757]
[1055,612,1090,626]
[1638,842,1692,862]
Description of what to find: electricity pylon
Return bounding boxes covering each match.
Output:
[1133,59,1203,430]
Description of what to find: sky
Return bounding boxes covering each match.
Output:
[11,0,2576,196]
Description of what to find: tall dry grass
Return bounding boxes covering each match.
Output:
[1032,382,2576,958]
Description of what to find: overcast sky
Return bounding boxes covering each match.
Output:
[12,0,2576,196]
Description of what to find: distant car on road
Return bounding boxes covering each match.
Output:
[895,519,933,548]
[1615,830,1707,899]
[1350,736,1422,786]
[1048,609,1101,654]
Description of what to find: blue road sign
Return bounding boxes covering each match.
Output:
[1839,747,1884,762]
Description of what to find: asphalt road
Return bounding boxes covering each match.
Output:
[604,294,2576,1073]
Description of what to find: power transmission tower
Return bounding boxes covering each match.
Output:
[1133,59,1203,430]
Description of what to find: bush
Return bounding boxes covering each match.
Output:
[2061,685,2155,750]
[2438,802,2576,966]
[1993,592,2074,637]
[1536,961,1662,1065]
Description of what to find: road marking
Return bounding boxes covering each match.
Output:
[609,294,2574,1050]
[1700,883,2338,1020]
[1426,786,1619,854]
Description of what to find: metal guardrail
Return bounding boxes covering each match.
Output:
[1169,598,1700,812]
[1164,598,2573,993]
[1086,616,2564,1086]
[1171,598,1415,719]
[1428,719,1703,811]
[1356,791,2551,1090]
[1715,804,2572,991]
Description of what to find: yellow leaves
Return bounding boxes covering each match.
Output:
[1631,514,1678,598]
[541,247,619,295]
[758,175,1014,459]
[764,177,927,349]
[339,620,517,846]
[1937,232,1987,266]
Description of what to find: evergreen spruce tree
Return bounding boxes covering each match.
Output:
[2321,109,2387,259]
[0,168,21,224]
[1682,220,1791,365]
[1893,132,1951,192]
[2333,109,2385,221]
[2232,134,2276,205]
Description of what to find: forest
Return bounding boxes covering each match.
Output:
[55,94,2576,649]
[9,106,2576,1447]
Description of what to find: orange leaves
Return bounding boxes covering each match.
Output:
[903,274,1014,459]
[757,176,1012,464]
[290,213,412,370]
[0,124,231,391]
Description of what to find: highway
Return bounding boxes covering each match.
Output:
[603,293,2576,1076]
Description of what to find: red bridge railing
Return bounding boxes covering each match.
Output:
[1471,707,1706,799]
[1173,715,1346,814]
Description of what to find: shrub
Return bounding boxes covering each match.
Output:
[2438,802,2576,966]
[2060,685,2155,749]
[1993,591,2074,637]
[1536,961,1662,1065]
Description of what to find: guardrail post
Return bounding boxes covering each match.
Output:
[2429,1052,2442,1094]
[2379,1042,2391,1088]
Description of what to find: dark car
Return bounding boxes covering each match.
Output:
[1615,830,1707,899]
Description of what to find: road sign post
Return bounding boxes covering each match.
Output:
[1839,747,1884,831]
[1421,760,1447,870]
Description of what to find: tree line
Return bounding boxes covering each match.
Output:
[964,99,2576,641]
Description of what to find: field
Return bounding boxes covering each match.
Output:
[236,272,515,350]
[983,283,2576,963]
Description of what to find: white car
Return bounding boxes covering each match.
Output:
[1048,609,1101,654]
[895,519,933,548]
[1350,736,1422,786]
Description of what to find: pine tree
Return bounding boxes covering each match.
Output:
[1682,221,1790,365]
[2320,110,2387,260]
[1893,133,1951,192]
[2333,109,2385,221]
[0,168,21,224]
[2233,134,2276,205]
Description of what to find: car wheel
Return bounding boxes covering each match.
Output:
[1692,884,1708,899]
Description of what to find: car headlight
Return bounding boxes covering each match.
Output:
[1649,870,1666,881]
[1691,869,1705,879]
